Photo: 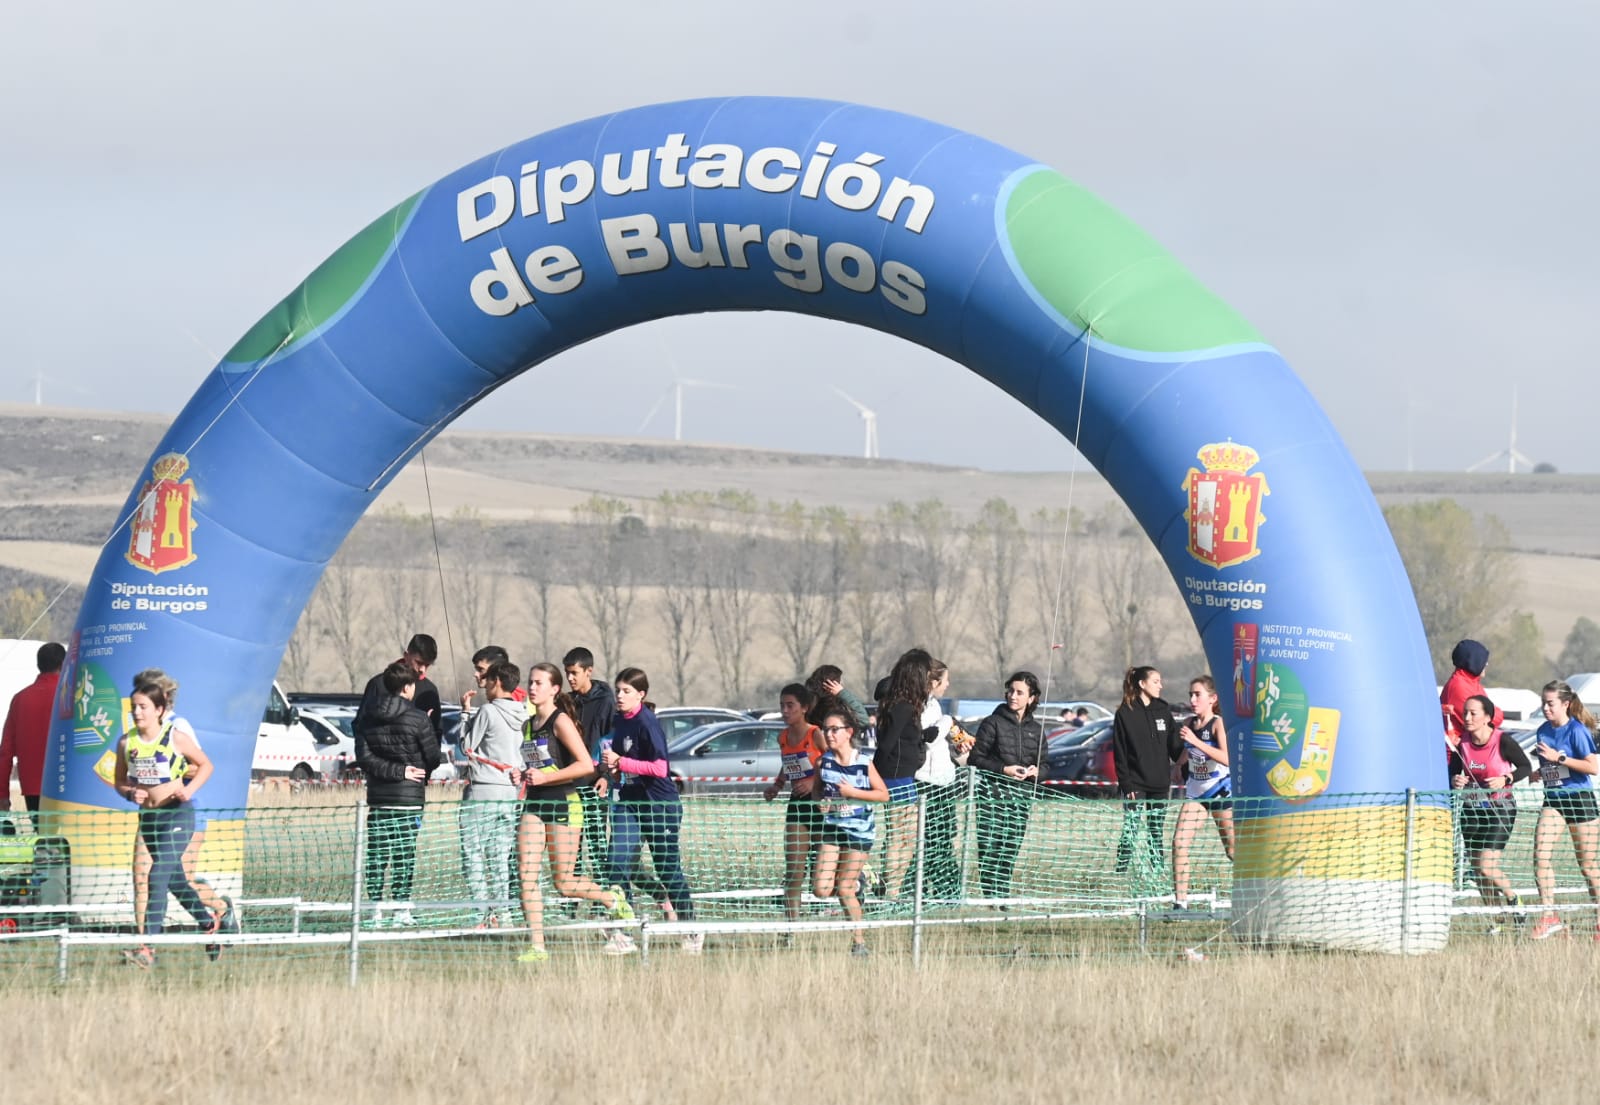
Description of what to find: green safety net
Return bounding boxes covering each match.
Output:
[0,775,1588,986]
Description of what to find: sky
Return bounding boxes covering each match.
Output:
[2,0,1595,474]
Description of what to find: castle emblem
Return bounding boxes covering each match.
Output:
[1182,442,1269,570]
[125,452,197,574]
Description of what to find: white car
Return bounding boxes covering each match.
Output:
[254,682,324,783]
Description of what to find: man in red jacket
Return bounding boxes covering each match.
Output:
[1,642,66,820]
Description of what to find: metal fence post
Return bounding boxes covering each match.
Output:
[1401,789,1416,957]
[55,929,68,986]
[349,799,367,988]
[961,767,978,910]
[912,793,928,969]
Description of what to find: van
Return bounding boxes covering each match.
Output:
[255,682,324,782]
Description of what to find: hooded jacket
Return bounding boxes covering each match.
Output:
[1112,697,1181,795]
[357,692,442,807]
[460,694,524,801]
[1441,639,1503,739]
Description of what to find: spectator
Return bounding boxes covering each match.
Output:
[813,707,889,957]
[873,648,936,910]
[1111,666,1180,878]
[457,660,524,929]
[1449,693,1532,931]
[114,679,221,968]
[355,634,442,741]
[1171,675,1235,909]
[599,667,699,955]
[1440,639,1502,744]
[805,664,870,731]
[356,662,442,926]
[0,641,64,823]
[563,646,616,882]
[1067,707,1091,730]
[763,683,823,931]
[1528,681,1600,940]
[911,658,969,901]
[515,662,631,963]
[464,645,528,708]
[968,671,1045,901]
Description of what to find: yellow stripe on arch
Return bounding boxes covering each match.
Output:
[1235,804,1453,883]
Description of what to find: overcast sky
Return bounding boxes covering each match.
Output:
[3,0,1594,474]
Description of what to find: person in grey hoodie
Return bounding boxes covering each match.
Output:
[458,659,526,928]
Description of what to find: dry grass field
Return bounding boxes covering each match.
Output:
[4,945,1598,1104]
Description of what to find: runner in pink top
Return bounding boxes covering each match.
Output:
[1448,694,1533,934]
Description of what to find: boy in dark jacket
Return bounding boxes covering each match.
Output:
[357,662,442,925]
[968,672,1046,899]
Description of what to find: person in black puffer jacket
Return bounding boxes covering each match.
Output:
[357,662,442,922]
[1111,665,1181,877]
[969,671,1046,899]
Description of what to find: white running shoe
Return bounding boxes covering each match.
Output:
[682,932,705,955]
[602,930,639,956]
[391,909,416,928]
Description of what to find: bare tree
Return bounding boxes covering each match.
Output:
[517,560,560,666]
[842,516,891,691]
[769,501,845,677]
[571,494,641,671]
[970,498,1025,683]
[906,497,972,661]
[1026,506,1087,695]
[442,507,497,671]
[1092,505,1164,681]
[368,507,435,653]
[278,605,317,690]
[699,490,759,703]
[649,492,705,703]
[311,549,373,691]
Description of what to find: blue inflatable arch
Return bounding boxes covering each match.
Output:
[48,97,1448,952]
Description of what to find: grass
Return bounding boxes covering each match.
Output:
[5,943,1600,1104]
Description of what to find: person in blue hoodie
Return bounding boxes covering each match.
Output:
[599,667,700,955]
[457,660,525,929]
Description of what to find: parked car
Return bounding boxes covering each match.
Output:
[666,720,786,796]
[1042,718,1116,796]
[655,706,753,744]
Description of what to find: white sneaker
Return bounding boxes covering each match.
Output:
[681,932,704,956]
[602,931,638,956]
[391,909,416,928]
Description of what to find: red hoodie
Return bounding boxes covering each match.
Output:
[1,672,60,798]
[1440,670,1503,741]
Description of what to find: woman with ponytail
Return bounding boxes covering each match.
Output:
[1111,666,1180,878]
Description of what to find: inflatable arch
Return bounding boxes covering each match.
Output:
[45,97,1448,952]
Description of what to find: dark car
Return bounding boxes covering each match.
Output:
[1042,718,1117,796]
[666,720,786,796]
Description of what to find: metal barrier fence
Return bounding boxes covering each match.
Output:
[0,777,1591,984]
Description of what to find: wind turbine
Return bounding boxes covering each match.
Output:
[1467,385,1534,473]
[638,377,733,441]
[832,387,879,459]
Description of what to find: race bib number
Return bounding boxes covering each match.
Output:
[1190,757,1213,780]
[130,755,161,785]
[781,753,814,782]
[1541,760,1571,786]
[521,738,550,769]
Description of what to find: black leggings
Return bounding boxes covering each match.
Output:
[139,803,210,935]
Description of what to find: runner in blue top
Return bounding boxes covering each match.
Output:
[1528,680,1600,940]
[1171,675,1236,908]
[812,708,888,957]
[598,667,700,955]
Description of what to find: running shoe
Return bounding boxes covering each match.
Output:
[607,885,635,922]
[122,945,156,970]
[516,946,550,964]
[221,896,241,934]
[205,907,225,962]
[391,909,417,928]
[1530,915,1566,941]
[850,942,870,959]
[602,931,638,956]
[681,932,705,955]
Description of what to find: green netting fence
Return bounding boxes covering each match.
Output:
[0,773,1592,984]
